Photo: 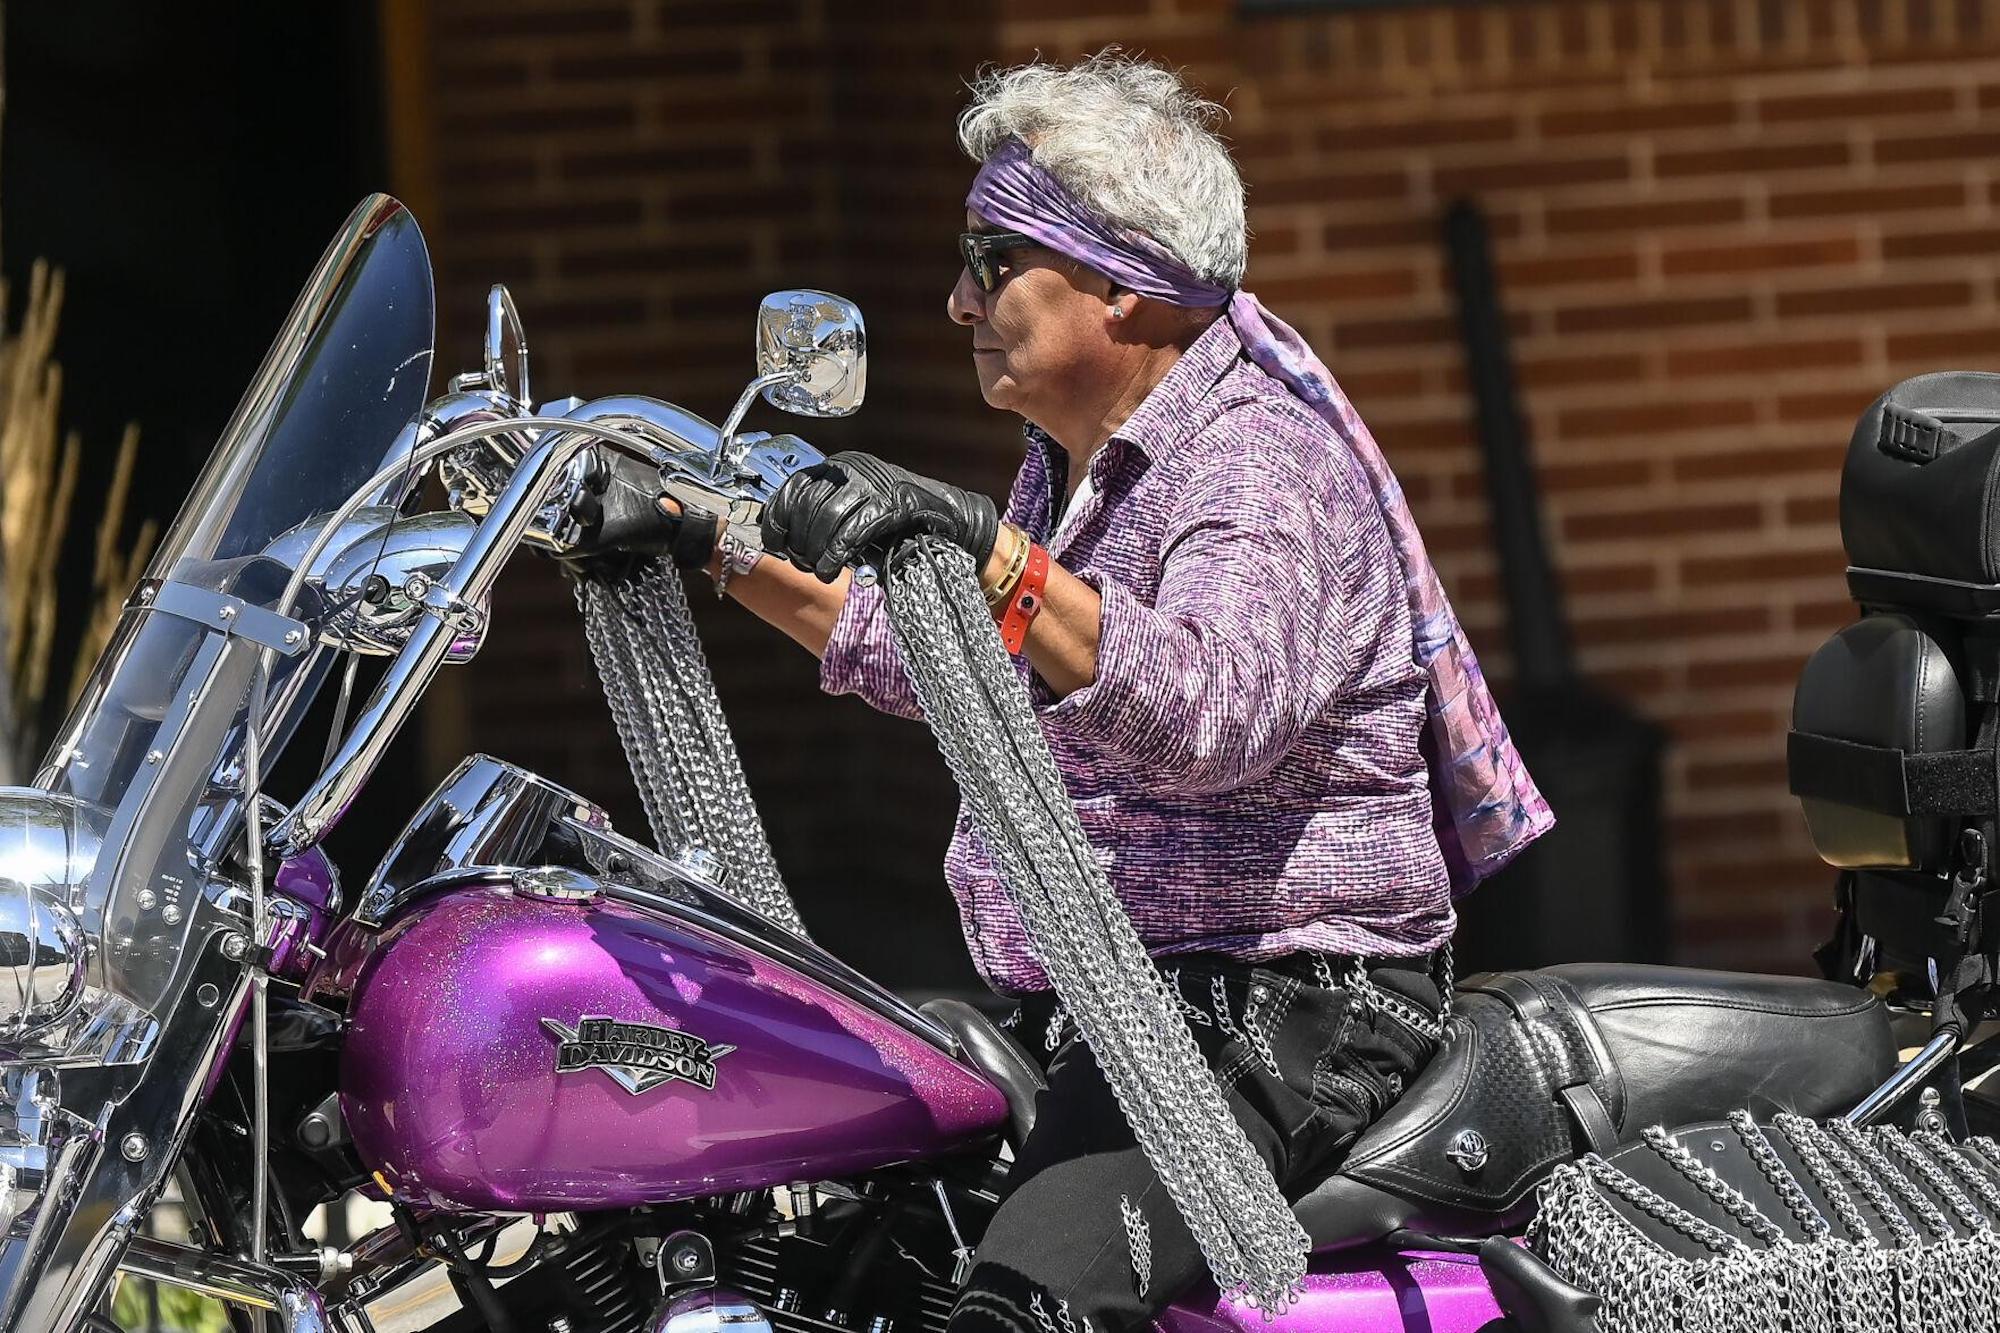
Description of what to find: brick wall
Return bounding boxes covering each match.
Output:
[409,0,2000,983]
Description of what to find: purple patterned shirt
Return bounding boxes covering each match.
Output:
[821,317,1454,993]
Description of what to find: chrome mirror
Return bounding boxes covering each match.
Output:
[448,284,530,407]
[267,509,487,662]
[753,290,865,418]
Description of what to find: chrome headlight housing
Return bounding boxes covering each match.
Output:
[0,790,102,1045]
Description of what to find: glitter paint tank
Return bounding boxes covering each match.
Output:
[333,880,1011,1212]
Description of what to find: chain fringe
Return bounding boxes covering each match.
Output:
[881,539,1308,1311]
[575,560,804,934]
[1533,1113,2000,1332]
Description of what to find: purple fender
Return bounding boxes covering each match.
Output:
[338,883,1009,1211]
[1161,1249,1503,1333]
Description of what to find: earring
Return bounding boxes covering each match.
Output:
[1109,306,1126,320]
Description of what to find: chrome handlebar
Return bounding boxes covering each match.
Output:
[263,402,822,860]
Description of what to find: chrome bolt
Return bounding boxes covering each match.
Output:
[120,1133,148,1162]
[144,749,163,765]
[283,628,303,645]
[1710,1140,1726,1153]
[217,605,237,622]
[220,933,250,962]
[195,983,220,1009]
[162,904,183,926]
[135,889,158,911]
[671,1246,702,1275]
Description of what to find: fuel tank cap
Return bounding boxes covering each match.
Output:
[510,865,602,904]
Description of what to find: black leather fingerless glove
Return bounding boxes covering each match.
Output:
[760,451,999,584]
[566,449,718,571]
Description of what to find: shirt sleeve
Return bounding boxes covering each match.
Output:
[1039,422,1363,796]
[818,580,926,721]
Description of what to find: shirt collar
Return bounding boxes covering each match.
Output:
[1106,312,1241,460]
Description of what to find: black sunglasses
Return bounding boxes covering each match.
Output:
[959,230,1038,293]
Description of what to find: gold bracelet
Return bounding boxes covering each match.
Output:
[983,524,1030,607]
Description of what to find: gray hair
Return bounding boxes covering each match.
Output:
[957,51,1249,291]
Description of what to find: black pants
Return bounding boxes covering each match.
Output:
[948,954,1443,1333]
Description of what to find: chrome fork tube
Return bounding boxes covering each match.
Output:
[264,417,674,859]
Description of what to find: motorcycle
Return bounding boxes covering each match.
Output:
[2,193,1993,1333]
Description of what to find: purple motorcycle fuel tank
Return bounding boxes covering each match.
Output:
[332,875,1008,1212]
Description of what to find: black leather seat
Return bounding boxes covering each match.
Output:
[1293,963,1895,1250]
[923,997,1045,1146]
[923,966,1893,1254]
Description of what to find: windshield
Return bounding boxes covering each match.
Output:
[29,194,433,1051]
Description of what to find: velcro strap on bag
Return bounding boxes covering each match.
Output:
[1787,731,1997,816]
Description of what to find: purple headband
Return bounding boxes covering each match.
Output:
[966,139,1231,307]
[963,137,1553,892]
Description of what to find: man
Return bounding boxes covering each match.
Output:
[647,50,1548,1332]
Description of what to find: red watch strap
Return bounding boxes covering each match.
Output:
[998,543,1050,654]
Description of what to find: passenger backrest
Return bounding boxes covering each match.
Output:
[1790,372,2000,991]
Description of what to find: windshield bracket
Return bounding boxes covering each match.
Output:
[148,582,311,658]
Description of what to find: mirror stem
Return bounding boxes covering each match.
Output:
[713,371,802,478]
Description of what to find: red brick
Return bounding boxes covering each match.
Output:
[1433,154,1632,196]
[1540,459,1655,492]
[1565,561,1660,593]
[1553,293,1755,335]
[1773,279,1973,319]
[561,141,752,180]
[1254,266,1422,304]
[1881,227,2000,261]
[1758,85,1956,121]
[1655,140,1852,178]
[1564,502,1765,542]
[1321,210,1522,252]
[1661,234,1862,277]
[1498,250,1642,288]
[546,48,748,80]
[1560,398,1757,439]
[1333,313,1457,351]
[1785,494,1842,526]
[1775,391,1872,424]
[1769,180,1966,220]
[1885,326,2000,363]
[556,240,754,277]
[1253,168,1413,207]
[1875,128,2000,167]
[1538,98,1740,137]
[1314,113,1520,153]
[1547,194,1749,236]
[1684,549,1846,586]
[1668,443,1846,481]
[1511,351,1649,390]
[1665,336,1866,377]
[1574,605,1773,645]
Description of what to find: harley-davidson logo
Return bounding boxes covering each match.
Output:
[540,1015,735,1095]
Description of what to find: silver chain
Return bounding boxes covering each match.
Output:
[880,538,1308,1311]
[1535,1113,2000,1332]
[1727,1108,1830,1240]
[575,562,803,934]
